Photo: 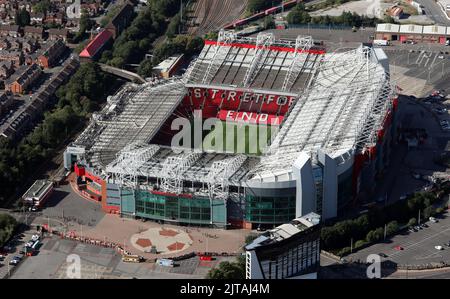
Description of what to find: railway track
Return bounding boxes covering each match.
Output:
[187,0,248,36]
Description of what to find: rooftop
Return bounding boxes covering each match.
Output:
[245,212,321,250]
[71,32,394,194]
[248,45,393,182]
[22,179,53,201]
[79,30,112,58]
[184,32,324,94]
[153,55,184,73]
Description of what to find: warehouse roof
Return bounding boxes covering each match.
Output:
[422,25,447,35]
[399,24,423,34]
[376,23,400,33]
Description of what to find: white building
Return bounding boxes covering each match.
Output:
[245,212,321,279]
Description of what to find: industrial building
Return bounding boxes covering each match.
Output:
[245,212,321,279]
[65,31,397,229]
[375,23,450,44]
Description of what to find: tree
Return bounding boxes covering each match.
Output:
[366,227,383,242]
[137,59,155,78]
[407,217,417,227]
[286,4,311,25]
[247,0,281,14]
[206,260,245,279]
[0,213,17,246]
[15,8,30,27]
[263,15,275,30]
[33,0,51,15]
[149,0,180,18]
[354,239,367,248]
[385,221,399,235]
[166,13,181,38]
[383,15,395,23]
[423,206,436,219]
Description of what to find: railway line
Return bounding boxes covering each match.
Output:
[187,0,249,36]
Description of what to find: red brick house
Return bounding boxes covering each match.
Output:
[37,39,66,69]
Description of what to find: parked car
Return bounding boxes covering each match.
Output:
[378,253,388,258]
[9,259,18,265]
[394,246,404,251]
[420,223,428,228]
[429,217,438,223]
[435,245,444,250]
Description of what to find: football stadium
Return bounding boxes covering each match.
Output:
[64,31,398,229]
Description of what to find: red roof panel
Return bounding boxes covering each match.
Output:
[79,30,112,58]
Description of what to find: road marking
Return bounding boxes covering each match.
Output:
[388,225,450,259]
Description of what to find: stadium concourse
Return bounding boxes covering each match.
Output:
[64,31,398,230]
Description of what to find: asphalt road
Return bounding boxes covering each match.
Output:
[9,236,205,279]
[415,0,450,25]
[347,213,450,267]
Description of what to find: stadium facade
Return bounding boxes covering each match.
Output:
[64,31,398,229]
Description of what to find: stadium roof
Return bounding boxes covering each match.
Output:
[248,45,393,182]
[71,32,394,196]
[74,79,187,167]
[184,31,324,94]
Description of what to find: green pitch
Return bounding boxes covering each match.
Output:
[202,121,278,155]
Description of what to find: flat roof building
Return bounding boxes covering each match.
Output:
[245,212,321,279]
[22,180,54,207]
[376,23,450,44]
[153,55,184,79]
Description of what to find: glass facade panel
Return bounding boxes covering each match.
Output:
[245,194,296,224]
[131,190,226,226]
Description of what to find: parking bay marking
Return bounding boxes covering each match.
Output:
[388,225,450,260]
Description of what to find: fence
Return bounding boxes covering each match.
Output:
[286,24,357,31]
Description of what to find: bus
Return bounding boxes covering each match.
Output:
[122,255,143,263]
